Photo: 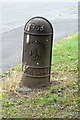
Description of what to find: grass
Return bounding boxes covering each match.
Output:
[52,34,78,71]
[1,33,79,118]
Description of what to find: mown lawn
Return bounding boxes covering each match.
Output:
[1,33,79,119]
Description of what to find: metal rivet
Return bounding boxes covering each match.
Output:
[37,63,39,65]
[46,39,48,41]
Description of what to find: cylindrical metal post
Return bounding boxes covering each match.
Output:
[22,17,53,88]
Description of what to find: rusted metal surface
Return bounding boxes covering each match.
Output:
[22,17,53,88]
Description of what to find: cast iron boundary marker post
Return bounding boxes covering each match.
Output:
[22,16,53,88]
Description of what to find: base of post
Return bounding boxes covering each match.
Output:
[21,73,50,88]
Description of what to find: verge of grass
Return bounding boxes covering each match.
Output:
[1,33,79,118]
[52,33,78,71]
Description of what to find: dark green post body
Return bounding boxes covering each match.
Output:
[22,17,53,88]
